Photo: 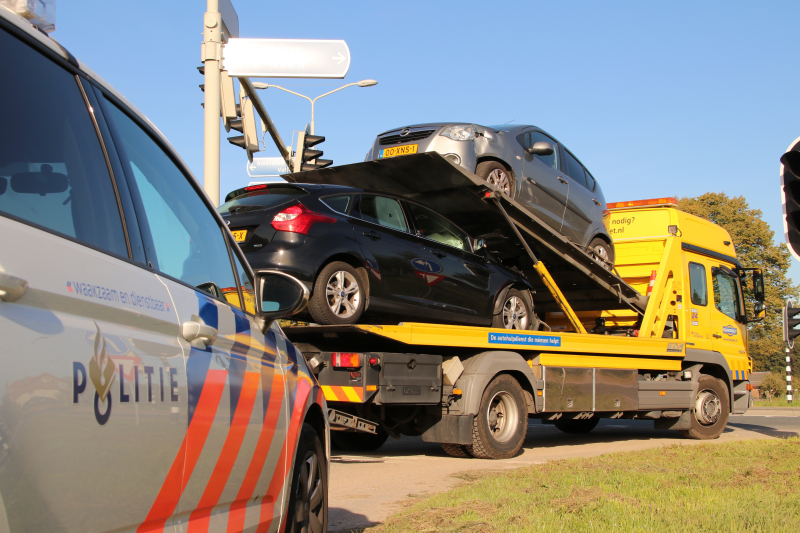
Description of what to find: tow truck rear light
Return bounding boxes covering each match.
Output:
[607,197,679,210]
[271,204,335,235]
[331,352,361,368]
[368,356,379,365]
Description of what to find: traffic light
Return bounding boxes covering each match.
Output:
[783,300,800,348]
[780,137,800,260]
[294,131,332,172]
[227,92,260,163]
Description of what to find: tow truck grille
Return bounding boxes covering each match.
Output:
[378,130,435,145]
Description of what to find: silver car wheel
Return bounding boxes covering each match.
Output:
[502,296,529,330]
[593,244,609,261]
[486,390,519,443]
[486,168,511,196]
[325,270,360,319]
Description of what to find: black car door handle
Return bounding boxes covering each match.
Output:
[363,231,381,240]
[431,251,447,258]
[558,176,568,184]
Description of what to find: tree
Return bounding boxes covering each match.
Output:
[677,193,799,372]
[759,372,785,401]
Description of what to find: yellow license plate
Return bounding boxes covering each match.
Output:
[232,230,248,242]
[379,144,418,158]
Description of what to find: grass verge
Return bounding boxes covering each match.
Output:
[364,438,800,533]
[753,399,800,407]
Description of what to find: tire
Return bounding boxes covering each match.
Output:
[554,417,600,434]
[476,161,515,198]
[330,430,389,452]
[441,443,473,458]
[466,375,527,459]
[308,262,366,325]
[679,375,730,440]
[588,237,615,270]
[285,423,328,533]
[492,289,532,330]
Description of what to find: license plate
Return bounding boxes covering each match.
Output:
[232,230,247,242]
[379,144,418,158]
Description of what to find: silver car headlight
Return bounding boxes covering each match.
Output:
[440,125,475,141]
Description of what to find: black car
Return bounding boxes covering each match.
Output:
[219,182,536,328]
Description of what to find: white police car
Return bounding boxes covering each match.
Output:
[0,4,328,532]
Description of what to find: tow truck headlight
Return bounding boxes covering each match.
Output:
[440,125,475,141]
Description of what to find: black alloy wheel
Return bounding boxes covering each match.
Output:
[492,289,532,330]
[286,423,328,533]
[308,261,366,325]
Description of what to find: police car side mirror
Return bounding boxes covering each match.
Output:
[254,270,309,329]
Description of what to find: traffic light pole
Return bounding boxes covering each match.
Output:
[788,345,793,402]
[203,0,222,206]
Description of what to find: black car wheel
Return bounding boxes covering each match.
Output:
[588,237,615,270]
[309,262,366,325]
[286,423,328,533]
[476,161,514,198]
[492,289,532,330]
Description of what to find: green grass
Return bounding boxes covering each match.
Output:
[364,439,800,533]
[753,399,800,407]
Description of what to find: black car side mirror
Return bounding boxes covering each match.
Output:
[526,141,554,156]
[254,270,310,331]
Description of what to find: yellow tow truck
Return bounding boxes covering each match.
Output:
[282,154,765,459]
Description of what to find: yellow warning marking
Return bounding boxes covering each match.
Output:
[343,387,362,402]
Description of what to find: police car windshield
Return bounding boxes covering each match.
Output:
[218,185,306,215]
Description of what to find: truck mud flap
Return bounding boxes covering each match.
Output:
[328,408,378,434]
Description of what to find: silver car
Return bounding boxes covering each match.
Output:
[366,123,614,265]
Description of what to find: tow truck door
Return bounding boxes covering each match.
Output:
[709,265,747,365]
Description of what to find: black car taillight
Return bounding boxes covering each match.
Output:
[271,203,335,235]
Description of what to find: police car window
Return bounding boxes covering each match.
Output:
[0,28,127,258]
[357,195,408,232]
[407,203,470,252]
[232,251,255,314]
[320,195,351,214]
[713,268,740,321]
[528,131,559,170]
[689,262,708,306]
[101,99,242,308]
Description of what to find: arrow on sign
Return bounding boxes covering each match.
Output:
[332,52,345,64]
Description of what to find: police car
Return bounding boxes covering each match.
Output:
[0,4,328,532]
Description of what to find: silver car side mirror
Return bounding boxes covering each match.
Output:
[253,270,310,332]
[527,141,554,156]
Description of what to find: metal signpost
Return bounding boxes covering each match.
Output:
[202,2,355,205]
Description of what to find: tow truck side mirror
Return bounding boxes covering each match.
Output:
[527,141,554,156]
[752,269,765,302]
[254,270,309,330]
[751,301,766,322]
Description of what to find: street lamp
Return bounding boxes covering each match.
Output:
[252,79,378,134]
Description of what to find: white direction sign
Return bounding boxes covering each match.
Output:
[247,157,290,178]
[224,38,350,78]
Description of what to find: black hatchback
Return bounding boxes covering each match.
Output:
[219,182,536,328]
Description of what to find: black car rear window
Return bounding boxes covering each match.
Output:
[218,185,306,215]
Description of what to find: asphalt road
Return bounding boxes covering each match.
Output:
[327,413,800,532]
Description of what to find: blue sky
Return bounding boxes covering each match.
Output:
[57,1,800,283]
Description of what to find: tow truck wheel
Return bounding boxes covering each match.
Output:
[330,430,389,452]
[467,374,527,459]
[286,423,328,533]
[492,289,532,330]
[309,262,366,325]
[441,443,473,458]
[680,375,730,440]
[476,161,515,198]
[554,417,600,434]
[588,237,615,270]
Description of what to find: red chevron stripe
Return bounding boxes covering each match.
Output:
[137,369,227,533]
[226,371,286,533]
[187,371,261,533]
[257,380,312,533]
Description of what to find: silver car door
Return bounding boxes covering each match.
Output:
[0,30,185,533]
[561,149,595,245]
[518,131,569,232]
[98,95,289,532]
